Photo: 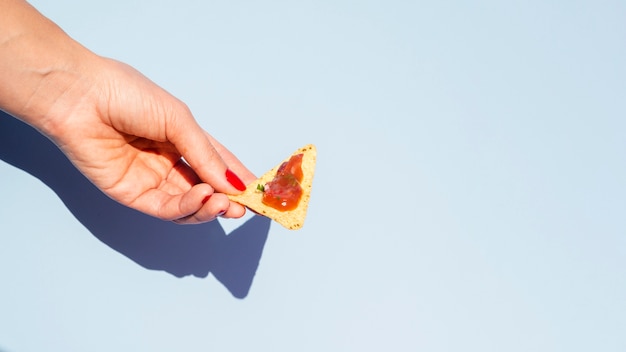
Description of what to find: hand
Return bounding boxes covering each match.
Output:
[43,58,256,224]
[1,0,255,224]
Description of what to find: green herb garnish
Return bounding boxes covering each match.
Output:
[256,184,265,192]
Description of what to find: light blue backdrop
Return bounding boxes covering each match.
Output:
[1,1,625,351]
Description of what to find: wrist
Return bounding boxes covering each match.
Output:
[0,0,99,139]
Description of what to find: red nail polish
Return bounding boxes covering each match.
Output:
[201,195,211,205]
[225,169,246,191]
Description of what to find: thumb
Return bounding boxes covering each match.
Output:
[167,110,247,195]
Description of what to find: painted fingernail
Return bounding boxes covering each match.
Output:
[201,195,211,205]
[225,169,246,191]
[217,210,227,217]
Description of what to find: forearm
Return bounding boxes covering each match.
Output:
[0,0,97,135]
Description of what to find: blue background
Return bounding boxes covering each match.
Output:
[1,0,625,351]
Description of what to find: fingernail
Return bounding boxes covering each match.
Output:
[225,169,246,191]
[201,195,211,205]
[217,209,227,217]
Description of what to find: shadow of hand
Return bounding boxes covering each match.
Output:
[0,112,271,298]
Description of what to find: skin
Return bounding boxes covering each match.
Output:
[0,0,255,224]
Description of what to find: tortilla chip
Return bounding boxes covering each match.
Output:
[228,144,316,230]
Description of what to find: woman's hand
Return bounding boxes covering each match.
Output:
[51,58,255,224]
[0,0,255,224]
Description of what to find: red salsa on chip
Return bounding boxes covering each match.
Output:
[262,153,304,211]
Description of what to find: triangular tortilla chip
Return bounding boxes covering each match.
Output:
[228,144,316,230]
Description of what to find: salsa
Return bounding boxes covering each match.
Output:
[262,154,304,211]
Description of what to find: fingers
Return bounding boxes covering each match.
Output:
[131,181,247,224]
[163,124,253,224]
[134,183,213,221]
[173,193,247,225]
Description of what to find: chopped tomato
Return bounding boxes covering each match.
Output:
[262,154,304,211]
